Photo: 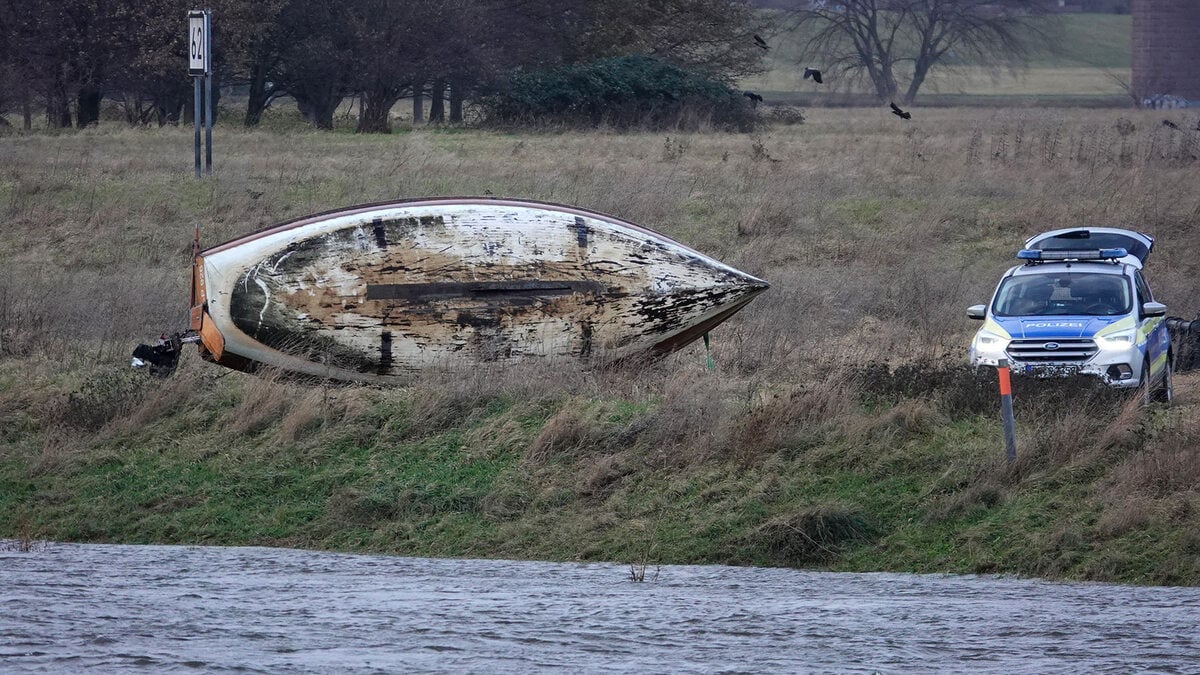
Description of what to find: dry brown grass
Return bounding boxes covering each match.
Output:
[1106,412,1200,500]
[25,426,89,476]
[226,369,293,437]
[578,453,632,498]
[527,399,603,461]
[724,375,860,463]
[1096,497,1154,539]
[846,398,942,446]
[461,414,530,463]
[111,362,217,434]
[969,388,1149,491]
[3,110,1199,379]
[277,388,328,444]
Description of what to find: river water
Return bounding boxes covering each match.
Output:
[2,543,1198,673]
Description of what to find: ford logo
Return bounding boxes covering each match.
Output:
[1044,342,1060,351]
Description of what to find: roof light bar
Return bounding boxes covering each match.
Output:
[1017,248,1127,262]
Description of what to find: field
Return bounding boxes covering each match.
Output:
[745,12,1133,103]
[3,107,1200,583]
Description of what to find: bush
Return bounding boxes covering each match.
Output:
[848,359,1127,419]
[756,503,874,565]
[479,55,759,131]
[58,370,148,432]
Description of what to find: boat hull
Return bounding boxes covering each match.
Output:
[190,198,768,382]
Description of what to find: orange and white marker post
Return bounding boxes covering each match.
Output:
[997,358,1017,462]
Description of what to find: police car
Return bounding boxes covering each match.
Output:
[967,228,1172,402]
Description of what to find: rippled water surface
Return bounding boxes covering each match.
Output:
[2,543,1199,673]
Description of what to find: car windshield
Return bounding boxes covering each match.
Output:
[992,272,1132,317]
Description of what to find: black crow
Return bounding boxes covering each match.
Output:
[803,67,823,84]
[889,102,911,120]
[1163,119,1180,130]
[753,34,769,50]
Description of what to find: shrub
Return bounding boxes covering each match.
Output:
[756,503,874,565]
[848,359,1127,419]
[479,55,758,131]
[58,370,148,432]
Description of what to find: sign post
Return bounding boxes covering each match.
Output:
[997,358,1017,462]
[188,10,212,178]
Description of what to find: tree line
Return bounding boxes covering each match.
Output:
[0,0,766,132]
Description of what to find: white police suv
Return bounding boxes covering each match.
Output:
[967,228,1172,401]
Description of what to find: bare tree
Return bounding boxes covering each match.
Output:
[0,0,172,128]
[273,0,357,130]
[345,0,447,133]
[215,0,288,127]
[107,0,195,126]
[789,0,1054,104]
[581,0,767,82]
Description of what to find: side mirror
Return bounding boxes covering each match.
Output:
[966,304,986,320]
[1142,301,1167,317]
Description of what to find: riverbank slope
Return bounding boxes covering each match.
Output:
[2,110,1199,583]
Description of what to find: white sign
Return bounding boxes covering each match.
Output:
[188,11,208,75]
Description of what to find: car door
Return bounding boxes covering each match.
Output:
[1025,228,1154,268]
[1135,271,1170,381]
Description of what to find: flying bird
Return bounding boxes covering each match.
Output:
[1162,119,1180,130]
[753,34,769,50]
[803,67,823,84]
[890,102,911,120]
[743,91,764,106]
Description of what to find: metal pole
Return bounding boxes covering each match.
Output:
[193,76,202,179]
[997,358,1017,462]
[203,10,213,176]
[204,74,213,175]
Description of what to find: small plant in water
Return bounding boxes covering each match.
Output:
[629,561,661,582]
[3,518,47,553]
[628,542,660,582]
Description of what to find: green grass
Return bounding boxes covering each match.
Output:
[7,364,1193,582]
[1027,13,1131,68]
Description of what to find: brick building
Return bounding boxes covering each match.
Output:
[1132,0,1200,104]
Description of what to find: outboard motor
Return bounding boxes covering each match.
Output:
[131,332,199,378]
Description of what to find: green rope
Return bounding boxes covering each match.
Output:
[703,333,715,371]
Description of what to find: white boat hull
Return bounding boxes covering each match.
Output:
[190,198,768,382]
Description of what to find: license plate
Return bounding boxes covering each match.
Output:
[1024,364,1080,378]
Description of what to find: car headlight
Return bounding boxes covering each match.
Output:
[1095,328,1136,350]
[974,329,1010,353]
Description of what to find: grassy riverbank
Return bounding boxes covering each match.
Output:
[3,109,1200,584]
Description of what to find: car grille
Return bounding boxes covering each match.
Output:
[1007,338,1098,363]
